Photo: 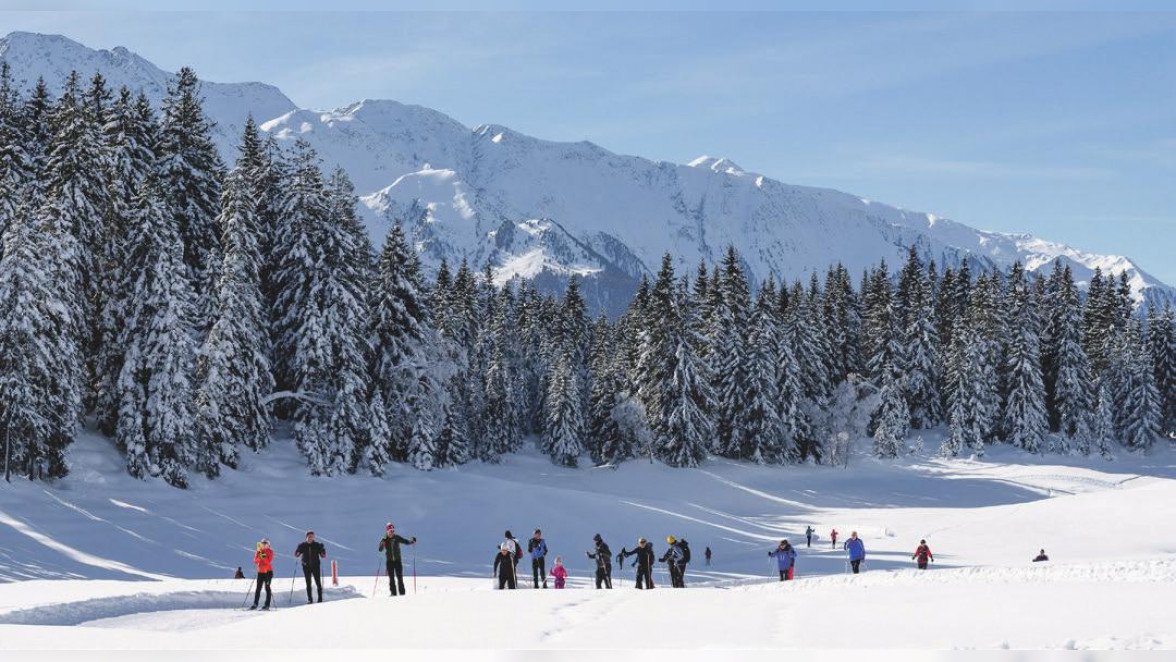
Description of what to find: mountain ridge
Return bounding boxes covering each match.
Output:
[2,30,1171,315]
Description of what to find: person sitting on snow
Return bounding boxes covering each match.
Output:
[1033,549,1050,563]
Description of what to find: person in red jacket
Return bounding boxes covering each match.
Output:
[830,529,839,550]
[912,539,934,569]
[251,538,275,610]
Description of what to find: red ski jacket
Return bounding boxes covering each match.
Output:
[913,545,933,561]
[254,548,274,573]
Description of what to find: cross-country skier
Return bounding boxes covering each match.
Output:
[620,537,656,589]
[294,530,327,603]
[552,556,568,589]
[768,539,797,581]
[378,523,418,596]
[250,538,274,610]
[660,536,687,588]
[912,539,934,569]
[830,528,839,549]
[805,526,815,548]
[504,530,523,569]
[705,546,712,566]
[528,528,549,589]
[493,543,517,589]
[1033,549,1049,562]
[844,531,866,574]
[586,534,613,589]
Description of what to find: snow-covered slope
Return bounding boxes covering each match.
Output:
[0,430,1173,649]
[3,31,1172,314]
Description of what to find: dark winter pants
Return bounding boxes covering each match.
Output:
[498,573,517,590]
[594,565,612,589]
[806,535,812,548]
[850,559,861,574]
[917,559,929,570]
[635,564,654,589]
[779,567,794,581]
[832,538,837,549]
[669,564,685,588]
[532,558,546,588]
[253,570,273,607]
[303,564,322,602]
[387,559,406,595]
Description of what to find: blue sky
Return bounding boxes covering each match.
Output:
[4,9,1175,283]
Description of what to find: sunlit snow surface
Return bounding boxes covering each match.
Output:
[0,430,1173,650]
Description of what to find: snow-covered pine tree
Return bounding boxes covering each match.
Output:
[1003,263,1048,453]
[1092,381,1115,459]
[1113,319,1161,451]
[1046,266,1093,450]
[157,67,224,329]
[588,315,629,465]
[863,261,898,383]
[943,320,991,457]
[363,388,393,476]
[115,177,200,487]
[872,364,908,459]
[0,186,83,481]
[95,89,159,436]
[1146,304,1176,437]
[899,254,942,429]
[0,61,29,264]
[543,346,585,467]
[21,78,54,185]
[484,291,521,459]
[711,246,751,458]
[739,286,784,464]
[194,155,274,472]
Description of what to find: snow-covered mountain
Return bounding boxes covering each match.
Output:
[3,31,1172,314]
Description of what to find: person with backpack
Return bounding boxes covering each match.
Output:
[619,537,656,589]
[677,537,692,586]
[660,536,687,588]
[250,538,274,611]
[504,530,523,569]
[378,523,418,596]
[830,528,839,550]
[551,556,568,589]
[912,539,934,569]
[805,526,815,548]
[704,546,712,566]
[528,528,549,589]
[294,530,327,604]
[768,539,798,581]
[586,533,613,589]
[493,543,517,590]
[844,531,866,574]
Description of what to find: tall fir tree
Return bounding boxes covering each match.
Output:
[873,365,908,459]
[543,346,585,467]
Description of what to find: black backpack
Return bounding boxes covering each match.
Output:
[679,540,691,564]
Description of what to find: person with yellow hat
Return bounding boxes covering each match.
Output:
[659,535,687,588]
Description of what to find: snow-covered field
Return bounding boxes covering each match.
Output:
[1,430,1173,650]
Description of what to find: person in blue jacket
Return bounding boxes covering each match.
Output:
[844,531,866,574]
[528,528,548,589]
[768,539,798,581]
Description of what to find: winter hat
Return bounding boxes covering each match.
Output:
[505,530,514,539]
[306,530,314,537]
[554,555,563,565]
[666,536,676,544]
[534,528,542,535]
[500,542,511,552]
[593,533,602,542]
[638,537,646,544]
[260,538,270,545]
[920,539,926,544]
[386,523,395,531]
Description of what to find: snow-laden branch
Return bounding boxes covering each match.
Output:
[262,391,332,407]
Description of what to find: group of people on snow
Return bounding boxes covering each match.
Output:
[492,530,697,590]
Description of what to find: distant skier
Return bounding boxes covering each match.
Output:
[620,537,656,589]
[234,566,245,580]
[493,543,517,590]
[768,539,798,581]
[912,539,934,569]
[378,523,418,596]
[528,528,549,589]
[294,530,327,604]
[805,526,815,548]
[1033,549,1050,563]
[586,534,613,589]
[830,528,839,550]
[704,546,712,566]
[250,538,274,611]
[844,531,865,574]
[660,536,686,588]
[552,556,568,589]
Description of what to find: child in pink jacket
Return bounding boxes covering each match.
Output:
[551,555,568,589]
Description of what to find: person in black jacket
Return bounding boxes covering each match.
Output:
[528,528,548,589]
[585,533,613,589]
[378,523,418,596]
[294,530,327,603]
[493,543,517,589]
[619,537,656,589]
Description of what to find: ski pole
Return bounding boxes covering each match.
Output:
[288,565,299,605]
[412,546,417,595]
[239,577,256,610]
[372,561,382,598]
